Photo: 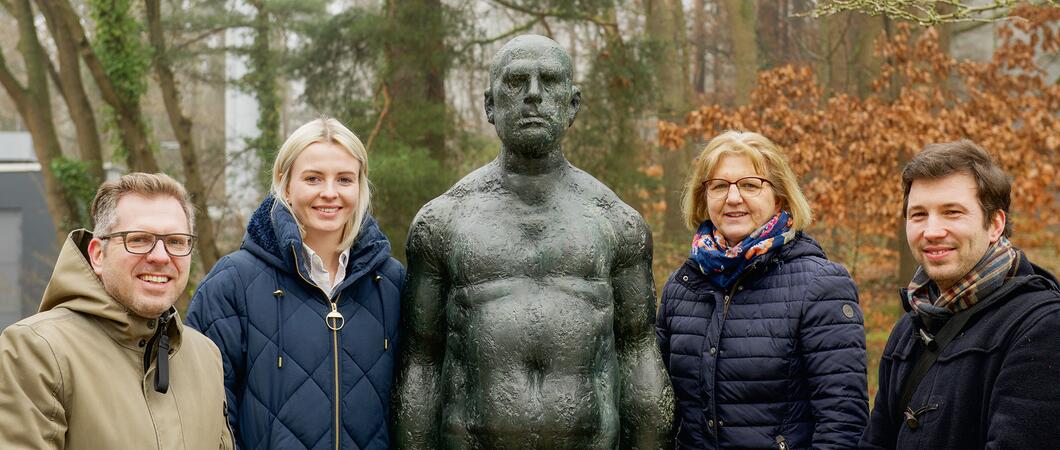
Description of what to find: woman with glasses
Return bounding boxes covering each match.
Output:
[185,118,404,450]
[656,131,868,449]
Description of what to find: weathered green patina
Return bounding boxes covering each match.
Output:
[392,35,673,449]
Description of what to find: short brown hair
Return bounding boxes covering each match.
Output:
[901,139,1011,237]
[91,172,195,236]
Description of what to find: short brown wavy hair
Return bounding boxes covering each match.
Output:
[91,172,195,236]
[901,139,1012,237]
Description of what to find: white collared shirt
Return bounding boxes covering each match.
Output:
[302,244,350,298]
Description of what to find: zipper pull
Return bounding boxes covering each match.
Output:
[154,311,172,393]
[325,302,344,331]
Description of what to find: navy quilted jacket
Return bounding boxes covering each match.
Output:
[186,196,405,450]
[657,233,868,450]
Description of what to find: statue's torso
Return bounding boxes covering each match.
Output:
[437,174,624,449]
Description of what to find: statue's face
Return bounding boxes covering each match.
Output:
[486,37,579,156]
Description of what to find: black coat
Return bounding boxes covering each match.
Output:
[860,254,1060,449]
[657,233,869,450]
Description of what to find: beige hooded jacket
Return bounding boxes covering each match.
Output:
[0,230,234,449]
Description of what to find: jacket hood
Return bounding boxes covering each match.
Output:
[777,232,828,261]
[38,229,184,350]
[242,195,394,290]
[1027,257,1060,288]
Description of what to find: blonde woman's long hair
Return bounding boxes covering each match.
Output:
[681,130,813,232]
[271,118,371,250]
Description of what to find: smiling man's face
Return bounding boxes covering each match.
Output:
[905,172,1005,289]
[89,194,192,318]
[486,35,579,157]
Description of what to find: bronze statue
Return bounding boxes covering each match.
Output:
[392,34,673,450]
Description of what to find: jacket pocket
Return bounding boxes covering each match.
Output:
[935,329,1006,362]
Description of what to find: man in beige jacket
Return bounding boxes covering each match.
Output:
[0,172,233,449]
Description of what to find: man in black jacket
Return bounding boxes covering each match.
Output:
[860,140,1060,448]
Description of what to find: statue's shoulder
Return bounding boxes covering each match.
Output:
[565,165,651,252]
[407,196,453,260]
[566,166,644,222]
[442,161,503,201]
[408,161,502,243]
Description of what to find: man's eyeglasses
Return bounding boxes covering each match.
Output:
[703,176,772,199]
[98,231,197,257]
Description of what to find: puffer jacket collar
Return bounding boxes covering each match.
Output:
[679,231,825,291]
[38,229,184,354]
[242,195,392,295]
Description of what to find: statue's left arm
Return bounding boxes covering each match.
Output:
[611,210,674,450]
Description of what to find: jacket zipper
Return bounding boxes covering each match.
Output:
[332,318,340,450]
[291,245,343,450]
[722,268,755,319]
[775,435,789,450]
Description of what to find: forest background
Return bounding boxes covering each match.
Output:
[1,0,1058,401]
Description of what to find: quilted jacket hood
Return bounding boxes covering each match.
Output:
[243,195,393,290]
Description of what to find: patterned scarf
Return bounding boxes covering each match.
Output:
[690,210,796,289]
[906,237,1018,320]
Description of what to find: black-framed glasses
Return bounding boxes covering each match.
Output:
[703,176,772,199]
[98,231,197,257]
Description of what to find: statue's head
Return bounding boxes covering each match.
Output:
[484,35,581,157]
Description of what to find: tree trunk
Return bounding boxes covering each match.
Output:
[645,0,695,239]
[52,0,159,173]
[35,0,105,185]
[721,0,758,105]
[0,0,80,242]
[756,0,784,68]
[850,13,884,97]
[245,0,281,189]
[383,0,447,161]
[646,0,691,118]
[691,0,707,94]
[144,0,221,270]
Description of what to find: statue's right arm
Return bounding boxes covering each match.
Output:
[392,212,447,449]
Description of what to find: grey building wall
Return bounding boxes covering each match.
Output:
[0,169,58,330]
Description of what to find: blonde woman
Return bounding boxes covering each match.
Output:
[656,131,868,449]
[187,118,404,450]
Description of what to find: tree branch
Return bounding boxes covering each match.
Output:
[799,0,1049,26]
[35,0,105,182]
[489,0,617,29]
[460,17,542,51]
[173,24,245,52]
[144,0,221,269]
[366,82,390,153]
[52,0,159,172]
[0,46,28,111]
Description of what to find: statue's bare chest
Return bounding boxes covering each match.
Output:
[446,197,616,284]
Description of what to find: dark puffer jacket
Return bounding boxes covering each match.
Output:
[186,196,404,450]
[859,255,1060,449]
[657,233,868,450]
